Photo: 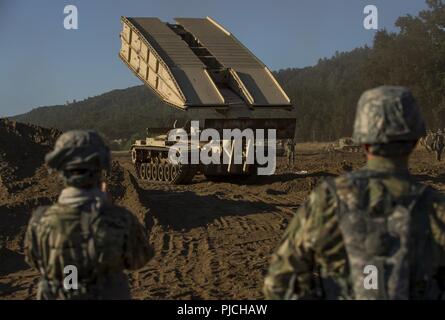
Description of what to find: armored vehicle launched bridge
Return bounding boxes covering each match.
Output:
[119,16,297,183]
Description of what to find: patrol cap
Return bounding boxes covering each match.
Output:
[353,86,426,144]
[45,130,111,172]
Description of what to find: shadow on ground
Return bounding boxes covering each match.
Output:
[133,185,278,232]
[204,171,338,186]
[414,173,445,185]
[0,248,28,277]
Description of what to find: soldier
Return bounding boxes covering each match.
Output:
[264,86,445,300]
[25,130,153,300]
[433,129,444,161]
[285,139,296,169]
[422,130,434,153]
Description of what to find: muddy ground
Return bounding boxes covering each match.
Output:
[1,129,444,299]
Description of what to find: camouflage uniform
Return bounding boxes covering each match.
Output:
[264,86,445,300]
[433,129,444,161]
[285,139,296,169]
[25,130,153,300]
[422,130,434,153]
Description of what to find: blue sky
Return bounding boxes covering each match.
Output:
[0,0,429,117]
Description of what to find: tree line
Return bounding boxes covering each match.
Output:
[276,0,444,141]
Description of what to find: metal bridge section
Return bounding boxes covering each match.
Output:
[119,16,291,110]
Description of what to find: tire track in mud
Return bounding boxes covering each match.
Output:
[124,164,292,299]
[5,147,444,300]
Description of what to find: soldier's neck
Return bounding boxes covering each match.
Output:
[366,154,410,172]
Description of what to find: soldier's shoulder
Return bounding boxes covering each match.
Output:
[28,206,48,229]
[29,204,56,224]
[318,171,356,196]
[28,204,72,235]
[31,205,50,217]
[30,203,79,224]
[311,170,369,208]
[305,174,350,208]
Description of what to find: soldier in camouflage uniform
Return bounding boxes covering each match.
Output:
[285,139,296,169]
[25,130,153,300]
[421,130,434,153]
[264,86,445,300]
[433,129,444,161]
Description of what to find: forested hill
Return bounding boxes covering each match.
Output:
[276,0,445,141]
[13,86,188,148]
[12,0,445,144]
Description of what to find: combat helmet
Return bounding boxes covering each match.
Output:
[45,130,111,187]
[353,86,426,145]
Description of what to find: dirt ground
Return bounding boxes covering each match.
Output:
[1,129,444,299]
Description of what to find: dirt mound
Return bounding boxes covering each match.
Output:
[107,161,152,227]
[0,120,62,283]
[0,119,61,194]
[107,161,126,201]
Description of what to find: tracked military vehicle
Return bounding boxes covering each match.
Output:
[119,16,297,183]
[327,137,362,153]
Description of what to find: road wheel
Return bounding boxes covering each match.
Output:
[164,164,171,182]
[152,163,158,181]
[171,165,178,180]
[146,163,152,180]
[140,163,147,180]
[158,164,165,181]
[131,149,138,164]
